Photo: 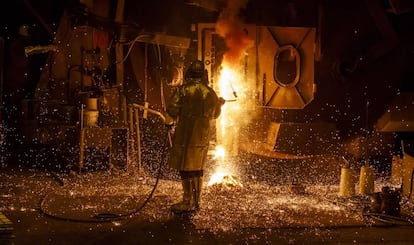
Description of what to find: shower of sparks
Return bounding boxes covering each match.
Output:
[2,164,414,235]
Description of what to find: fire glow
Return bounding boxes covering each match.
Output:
[208,64,245,188]
[208,145,243,187]
[207,0,254,188]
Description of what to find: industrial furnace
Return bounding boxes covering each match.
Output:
[18,0,336,172]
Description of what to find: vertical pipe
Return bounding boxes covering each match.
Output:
[144,44,148,103]
[160,78,165,111]
[134,108,142,172]
[315,0,324,61]
[262,73,266,106]
[79,129,85,172]
[127,105,134,169]
[115,0,126,125]
[0,37,4,121]
[0,37,4,163]
[78,105,85,172]
[128,106,133,134]
[365,100,369,166]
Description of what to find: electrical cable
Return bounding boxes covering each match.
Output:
[45,170,66,187]
[38,126,171,223]
[115,34,154,64]
[319,194,369,214]
[321,191,414,227]
[362,210,414,226]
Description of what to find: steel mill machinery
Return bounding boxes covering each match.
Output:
[21,1,128,171]
[20,0,189,171]
[194,23,327,157]
[18,0,351,173]
[19,0,327,171]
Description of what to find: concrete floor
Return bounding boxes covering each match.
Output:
[1,152,414,245]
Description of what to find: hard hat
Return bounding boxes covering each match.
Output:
[18,24,30,37]
[187,60,205,78]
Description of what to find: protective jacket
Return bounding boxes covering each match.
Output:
[166,77,222,171]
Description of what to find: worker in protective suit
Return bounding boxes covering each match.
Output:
[166,60,225,213]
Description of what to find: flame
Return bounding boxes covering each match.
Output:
[209,146,243,188]
[213,145,226,162]
[208,171,227,186]
[208,166,243,188]
[207,0,254,187]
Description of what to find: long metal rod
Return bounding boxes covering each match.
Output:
[132,103,172,147]
[128,106,134,133]
[78,105,85,172]
[23,0,53,36]
[115,0,127,124]
[127,106,136,170]
[0,37,4,121]
[132,103,166,122]
[134,108,142,172]
[365,100,369,166]
[144,44,148,103]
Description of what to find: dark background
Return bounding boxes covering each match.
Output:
[1,0,414,163]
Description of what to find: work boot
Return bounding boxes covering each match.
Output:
[193,176,203,210]
[171,178,196,213]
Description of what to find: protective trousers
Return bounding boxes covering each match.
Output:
[171,171,203,213]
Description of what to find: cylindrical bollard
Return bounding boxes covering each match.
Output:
[339,167,355,197]
[359,165,375,195]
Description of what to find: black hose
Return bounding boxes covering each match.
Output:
[322,192,414,227]
[45,170,66,187]
[362,211,414,226]
[39,126,170,223]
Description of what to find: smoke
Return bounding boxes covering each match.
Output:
[215,0,253,65]
[211,0,258,162]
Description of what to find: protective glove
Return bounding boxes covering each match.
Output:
[218,97,226,106]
